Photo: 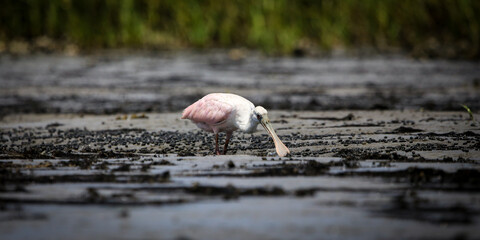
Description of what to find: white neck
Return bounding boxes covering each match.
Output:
[237,110,259,133]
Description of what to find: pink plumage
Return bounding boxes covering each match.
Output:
[181,93,234,127]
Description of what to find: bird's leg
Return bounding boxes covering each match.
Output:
[215,133,221,155]
[223,132,232,155]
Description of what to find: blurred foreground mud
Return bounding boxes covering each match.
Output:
[1,110,479,240]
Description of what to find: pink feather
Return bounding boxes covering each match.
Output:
[181,94,234,125]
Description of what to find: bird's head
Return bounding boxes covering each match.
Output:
[253,106,290,157]
[254,106,268,122]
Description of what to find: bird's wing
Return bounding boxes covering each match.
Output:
[181,96,234,125]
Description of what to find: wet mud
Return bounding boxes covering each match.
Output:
[1,53,480,239]
[1,53,480,118]
[1,110,480,239]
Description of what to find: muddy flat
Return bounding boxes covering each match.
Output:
[1,110,479,240]
[1,53,480,239]
[1,53,479,116]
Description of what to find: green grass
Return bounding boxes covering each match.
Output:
[0,0,479,57]
[461,104,475,121]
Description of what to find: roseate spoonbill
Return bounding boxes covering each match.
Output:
[181,93,290,157]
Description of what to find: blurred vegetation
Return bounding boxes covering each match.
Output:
[0,0,479,58]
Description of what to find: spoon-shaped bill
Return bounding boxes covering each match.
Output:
[260,119,290,157]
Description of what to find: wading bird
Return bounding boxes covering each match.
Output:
[181,93,290,157]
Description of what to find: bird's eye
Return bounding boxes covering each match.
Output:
[256,114,262,120]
